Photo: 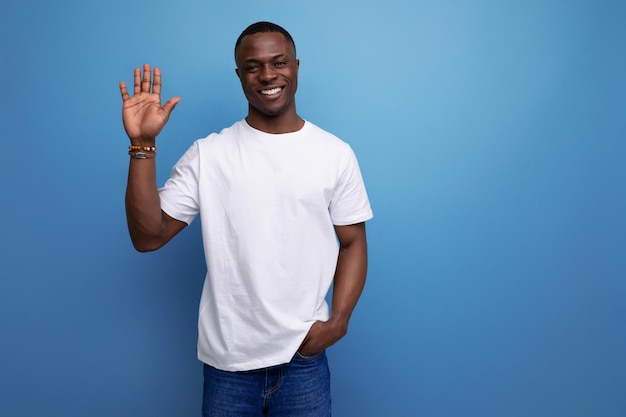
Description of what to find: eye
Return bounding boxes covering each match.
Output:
[245,64,260,72]
[274,61,287,67]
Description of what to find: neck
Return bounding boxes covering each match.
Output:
[245,109,304,134]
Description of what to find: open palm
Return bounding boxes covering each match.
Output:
[120,64,180,144]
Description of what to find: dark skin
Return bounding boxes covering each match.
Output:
[119,31,368,357]
[235,31,303,134]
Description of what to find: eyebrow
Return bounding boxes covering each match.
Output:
[242,53,290,64]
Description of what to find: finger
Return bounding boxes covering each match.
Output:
[119,81,130,101]
[153,67,162,96]
[133,67,141,95]
[162,96,181,116]
[141,63,151,93]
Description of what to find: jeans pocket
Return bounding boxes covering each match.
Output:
[295,349,325,361]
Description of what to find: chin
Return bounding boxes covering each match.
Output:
[255,105,288,117]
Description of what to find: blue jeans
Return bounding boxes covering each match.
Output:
[202,351,331,416]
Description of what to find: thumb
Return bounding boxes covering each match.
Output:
[163,96,181,116]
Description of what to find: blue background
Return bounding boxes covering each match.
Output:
[1,1,625,416]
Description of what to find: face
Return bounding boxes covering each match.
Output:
[235,32,299,123]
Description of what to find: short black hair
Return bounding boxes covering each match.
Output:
[234,21,296,60]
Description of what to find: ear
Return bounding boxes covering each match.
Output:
[295,59,300,73]
[235,68,241,80]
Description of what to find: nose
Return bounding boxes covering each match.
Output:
[259,64,277,82]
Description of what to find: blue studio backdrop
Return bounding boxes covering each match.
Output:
[1,1,624,416]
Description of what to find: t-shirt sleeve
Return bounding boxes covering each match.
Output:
[158,142,201,225]
[329,146,374,226]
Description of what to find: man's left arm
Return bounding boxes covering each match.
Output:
[298,222,368,356]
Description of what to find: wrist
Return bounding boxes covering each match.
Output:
[326,316,349,336]
[129,145,157,152]
[128,136,156,147]
[128,145,157,159]
[129,150,156,159]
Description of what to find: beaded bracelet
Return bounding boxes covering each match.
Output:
[129,145,157,152]
[129,150,156,159]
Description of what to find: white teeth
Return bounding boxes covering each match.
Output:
[261,87,282,95]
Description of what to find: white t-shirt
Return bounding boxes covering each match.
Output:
[159,119,373,371]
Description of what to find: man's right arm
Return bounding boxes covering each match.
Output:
[125,155,187,252]
[120,64,184,252]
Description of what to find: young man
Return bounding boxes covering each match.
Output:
[120,22,373,416]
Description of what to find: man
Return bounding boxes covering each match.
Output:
[119,21,373,416]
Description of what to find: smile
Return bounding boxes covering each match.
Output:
[260,87,283,96]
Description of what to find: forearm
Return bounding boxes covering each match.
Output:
[296,223,368,356]
[330,223,368,330]
[125,156,165,250]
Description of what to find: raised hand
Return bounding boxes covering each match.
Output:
[119,64,180,144]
